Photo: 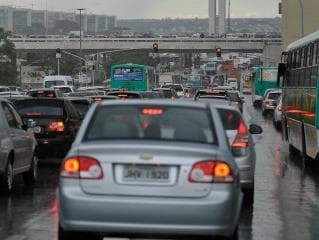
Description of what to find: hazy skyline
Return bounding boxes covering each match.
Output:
[1,0,281,19]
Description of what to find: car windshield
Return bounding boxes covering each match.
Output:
[71,101,90,116]
[84,105,216,144]
[268,92,281,100]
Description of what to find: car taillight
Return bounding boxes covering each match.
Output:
[47,121,65,132]
[61,156,103,179]
[232,120,249,149]
[264,100,270,104]
[278,106,282,111]
[189,160,234,183]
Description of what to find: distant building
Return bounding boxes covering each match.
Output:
[208,0,226,36]
[281,0,319,49]
[0,6,117,34]
[208,0,216,35]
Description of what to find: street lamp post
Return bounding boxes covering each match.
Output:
[299,0,304,37]
[77,8,85,83]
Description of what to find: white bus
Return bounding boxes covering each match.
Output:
[43,76,73,88]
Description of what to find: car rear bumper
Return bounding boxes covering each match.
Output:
[235,153,255,190]
[36,138,72,158]
[58,181,243,237]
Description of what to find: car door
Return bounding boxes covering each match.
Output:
[1,102,33,172]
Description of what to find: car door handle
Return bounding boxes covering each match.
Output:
[10,134,15,137]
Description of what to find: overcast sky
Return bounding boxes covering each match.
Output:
[2,0,281,19]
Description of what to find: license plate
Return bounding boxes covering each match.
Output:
[123,165,170,182]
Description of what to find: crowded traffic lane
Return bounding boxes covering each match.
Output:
[1,97,319,240]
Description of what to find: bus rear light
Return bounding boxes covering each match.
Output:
[61,156,103,179]
[189,161,234,183]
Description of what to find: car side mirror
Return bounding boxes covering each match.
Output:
[249,124,263,134]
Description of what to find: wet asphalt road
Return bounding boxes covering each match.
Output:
[1,96,319,240]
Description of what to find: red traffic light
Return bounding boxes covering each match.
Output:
[216,47,222,57]
[153,43,159,53]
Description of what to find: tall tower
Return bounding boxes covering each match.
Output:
[208,0,216,35]
[218,0,226,35]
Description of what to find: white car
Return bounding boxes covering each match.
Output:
[262,90,282,116]
[273,96,282,130]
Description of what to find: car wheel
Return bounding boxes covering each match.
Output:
[1,160,14,193]
[243,187,254,204]
[23,155,38,186]
[262,109,266,116]
[58,225,102,240]
[289,144,300,155]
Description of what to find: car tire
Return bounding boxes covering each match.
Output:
[23,155,38,186]
[243,187,254,204]
[1,160,14,193]
[58,225,102,240]
[262,109,266,116]
[289,144,300,155]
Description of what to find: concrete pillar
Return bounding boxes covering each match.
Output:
[95,15,98,33]
[218,0,226,35]
[27,10,32,27]
[83,14,88,33]
[8,8,13,31]
[208,0,216,35]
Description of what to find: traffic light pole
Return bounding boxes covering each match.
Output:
[57,58,60,75]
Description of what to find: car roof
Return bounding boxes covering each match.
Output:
[97,99,210,109]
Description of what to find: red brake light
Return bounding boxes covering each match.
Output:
[189,160,234,183]
[26,112,41,116]
[47,121,65,132]
[142,108,164,115]
[232,120,249,148]
[61,156,103,179]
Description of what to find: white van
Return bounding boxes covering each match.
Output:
[43,75,73,88]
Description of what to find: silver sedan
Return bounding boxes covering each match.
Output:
[57,100,243,240]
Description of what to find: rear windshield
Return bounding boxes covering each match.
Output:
[44,80,66,88]
[28,90,57,98]
[153,89,173,98]
[14,101,64,117]
[71,101,90,116]
[107,92,142,99]
[164,85,183,92]
[84,105,216,144]
[268,92,281,100]
[55,87,72,94]
[217,109,241,130]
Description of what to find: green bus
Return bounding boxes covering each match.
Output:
[278,30,319,160]
[251,67,279,106]
[110,64,155,91]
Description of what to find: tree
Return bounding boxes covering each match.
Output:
[0,28,18,85]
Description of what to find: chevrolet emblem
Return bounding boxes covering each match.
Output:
[140,154,153,161]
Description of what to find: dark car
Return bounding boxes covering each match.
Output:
[106,91,143,99]
[12,98,81,159]
[65,97,92,119]
[139,91,163,99]
[27,88,63,98]
[152,88,178,99]
[0,98,38,193]
[195,89,244,113]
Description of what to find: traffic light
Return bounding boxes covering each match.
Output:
[216,47,222,58]
[153,43,159,53]
[56,48,62,59]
